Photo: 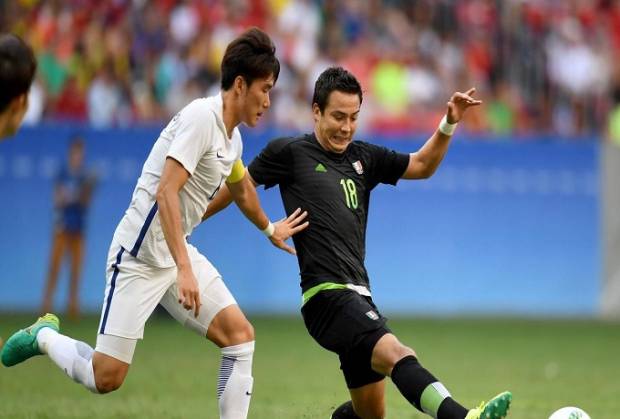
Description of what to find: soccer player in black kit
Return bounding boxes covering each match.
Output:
[205,67,512,419]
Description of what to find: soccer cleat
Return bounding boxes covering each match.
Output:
[1,313,60,367]
[465,391,512,419]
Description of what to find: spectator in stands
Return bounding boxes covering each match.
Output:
[1,0,618,138]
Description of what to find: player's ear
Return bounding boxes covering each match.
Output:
[9,93,27,112]
[234,76,247,95]
[312,103,321,123]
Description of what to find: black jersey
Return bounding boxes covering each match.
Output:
[248,133,410,293]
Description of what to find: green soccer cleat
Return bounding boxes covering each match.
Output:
[1,313,60,367]
[465,391,512,419]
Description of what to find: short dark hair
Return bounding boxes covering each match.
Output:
[221,27,280,90]
[0,34,36,112]
[312,67,363,113]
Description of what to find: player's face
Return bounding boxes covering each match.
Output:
[313,91,360,154]
[241,74,275,127]
[0,94,29,140]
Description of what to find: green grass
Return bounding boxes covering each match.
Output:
[1,314,618,418]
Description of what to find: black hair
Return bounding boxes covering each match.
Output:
[312,67,363,113]
[221,27,280,90]
[0,34,36,112]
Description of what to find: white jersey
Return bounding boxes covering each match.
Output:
[113,93,242,267]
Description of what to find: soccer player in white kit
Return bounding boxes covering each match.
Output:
[1,28,308,419]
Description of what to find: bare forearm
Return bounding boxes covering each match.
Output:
[202,183,234,221]
[156,188,191,269]
[411,130,452,177]
[229,177,270,230]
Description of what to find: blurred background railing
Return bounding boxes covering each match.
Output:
[0,126,604,316]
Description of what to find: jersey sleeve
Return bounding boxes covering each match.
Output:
[166,103,211,176]
[248,137,293,188]
[364,142,410,187]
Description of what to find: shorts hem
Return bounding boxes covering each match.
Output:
[99,327,144,340]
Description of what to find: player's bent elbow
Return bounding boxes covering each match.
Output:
[416,163,439,179]
[420,168,436,179]
[404,160,437,180]
[155,184,172,204]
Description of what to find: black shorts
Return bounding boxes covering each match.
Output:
[301,289,391,389]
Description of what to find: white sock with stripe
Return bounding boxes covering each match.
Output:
[37,328,99,393]
[217,341,254,419]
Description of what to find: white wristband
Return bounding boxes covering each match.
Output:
[438,115,457,136]
[261,221,275,237]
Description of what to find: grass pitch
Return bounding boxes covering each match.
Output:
[0,314,617,418]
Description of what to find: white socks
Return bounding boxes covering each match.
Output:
[37,328,99,393]
[217,341,255,419]
[35,328,255,411]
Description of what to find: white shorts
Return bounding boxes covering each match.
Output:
[95,241,236,362]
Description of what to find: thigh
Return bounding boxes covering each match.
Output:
[301,290,389,355]
[95,333,137,365]
[67,233,83,264]
[50,231,67,261]
[98,244,175,339]
[350,379,386,419]
[160,256,237,338]
[302,290,390,388]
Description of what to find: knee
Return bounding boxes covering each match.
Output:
[371,335,416,376]
[227,320,255,345]
[94,369,125,394]
[238,321,255,342]
[395,344,416,362]
[385,344,416,374]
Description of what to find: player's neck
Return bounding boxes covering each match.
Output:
[221,90,241,139]
[314,129,329,151]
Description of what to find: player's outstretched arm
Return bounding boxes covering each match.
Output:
[226,170,308,255]
[401,87,481,180]
[202,165,263,221]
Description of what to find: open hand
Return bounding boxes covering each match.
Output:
[268,208,309,255]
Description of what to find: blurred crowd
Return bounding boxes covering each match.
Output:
[2,0,620,140]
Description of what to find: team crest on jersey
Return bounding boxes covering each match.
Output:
[365,310,379,320]
[352,160,364,175]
